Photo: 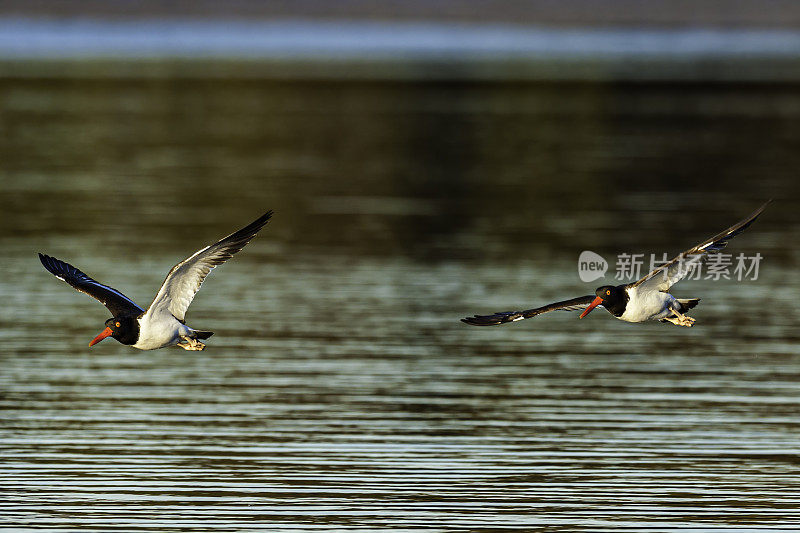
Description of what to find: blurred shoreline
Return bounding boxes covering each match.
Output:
[2,17,800,82]
[3,0,800,28]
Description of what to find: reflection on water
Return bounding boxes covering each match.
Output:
[1,68,800,530]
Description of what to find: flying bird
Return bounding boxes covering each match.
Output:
[39,211,272,350]
[462,202,769,328]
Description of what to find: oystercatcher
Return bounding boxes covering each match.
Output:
[462,202,769,327]
[39,211,272,350]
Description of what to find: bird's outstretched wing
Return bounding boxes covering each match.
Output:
[462,295,597,326]
[631,201,770,293]
[39,253,144,317]
[145,211,272,322]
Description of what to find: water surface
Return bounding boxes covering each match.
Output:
[1,71,800,531]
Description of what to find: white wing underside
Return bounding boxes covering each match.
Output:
[632,202,769,293]
[635,248,708,293]
[144,212,272,322]
[146,245,225,322]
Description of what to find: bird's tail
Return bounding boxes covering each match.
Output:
[194,330,214,340]
[677,298,700,312]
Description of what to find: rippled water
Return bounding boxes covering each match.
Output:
[1,70,800,531]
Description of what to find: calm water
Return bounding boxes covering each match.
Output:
[1,70,800,531]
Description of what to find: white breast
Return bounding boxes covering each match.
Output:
[132,314,191,350]
[618,286,675,323]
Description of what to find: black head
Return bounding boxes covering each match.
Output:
[580,285,629,319]
[595,285,629,317]
[89,316,139,347]
[595,285,623,301]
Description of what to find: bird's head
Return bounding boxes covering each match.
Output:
[579,285,624,319]
[595,285,619,300]
[89,316,136,346]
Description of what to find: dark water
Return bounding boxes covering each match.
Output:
[2,70,800,531]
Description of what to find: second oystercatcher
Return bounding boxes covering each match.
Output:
[462,202,769,327]
[39,211,272,350]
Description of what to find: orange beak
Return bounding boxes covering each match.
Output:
[89,327,113,347]
[579,296,604,319]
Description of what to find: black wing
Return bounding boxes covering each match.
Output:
[38,253,144,317]
[462,295,597,326]
[631,200,770,292]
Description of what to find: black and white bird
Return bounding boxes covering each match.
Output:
[462,202,769,328]
[39,211,272,350]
